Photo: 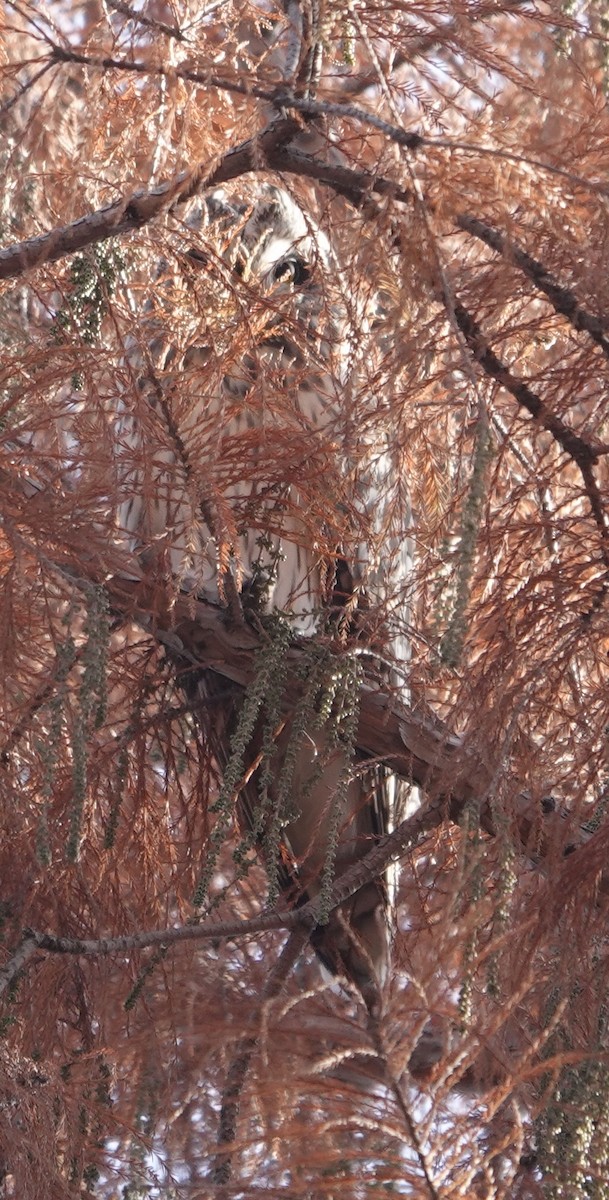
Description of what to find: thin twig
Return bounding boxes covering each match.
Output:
[0,932,39,997]
[0,800,439,1000]
[269,147,609,366]
[105,0,185,40]
[0,59,56,119]
[8,779,604,1001]
[456,213,609,357]
[451,299,600,468]
[212,926,310,1185]
[31,38,609,194]
[369,1014,442,1200]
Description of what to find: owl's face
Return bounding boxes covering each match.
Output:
[153,182,354,412]
[180,186,340,366]
[183,185,332,281]
[236,188,343,375]
[233,187,332,288]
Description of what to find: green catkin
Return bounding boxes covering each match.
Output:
[440,416,492,667]
[37,637,77,864]
[104,742,129,850]
[457,791,484,1029]
[193,619,293,908]
[316,656,362,924]
[537,995,609,1198]
[67,587,111,861]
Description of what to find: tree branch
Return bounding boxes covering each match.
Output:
[0,800,437,1001]
[105,0,186,40]
[105,573,486,799]
[268,147,609,371]
[23,37,609,191]
[4,568,606,1017]
[451,301,599,468]
[0,117,301,280]
[451,299,609,583]
[456,213,609,358]
[105,574,591,858]
[5,126,609,407]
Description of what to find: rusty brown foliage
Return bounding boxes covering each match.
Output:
[2,1,609,1197]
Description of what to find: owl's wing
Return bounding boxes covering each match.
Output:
[121,185,412,1010]
[230,428,413,1011]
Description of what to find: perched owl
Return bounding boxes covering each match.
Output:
[120,185,411,1011]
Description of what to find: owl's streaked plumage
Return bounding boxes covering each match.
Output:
[120,185,411,1009]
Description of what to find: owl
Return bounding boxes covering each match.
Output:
[119,184,411,1012]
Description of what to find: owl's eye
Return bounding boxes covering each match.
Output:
[272,257,310,286]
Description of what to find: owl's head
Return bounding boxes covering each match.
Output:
[182,185,335,305]
[170,184,348,380]
[230,186,333,289]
